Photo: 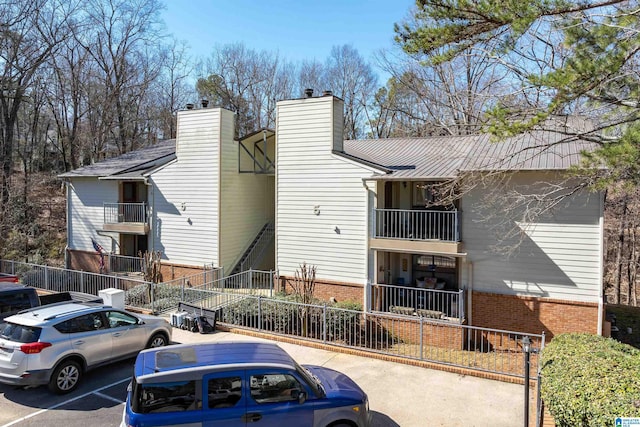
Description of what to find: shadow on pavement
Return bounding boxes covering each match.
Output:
[370,411,401,427]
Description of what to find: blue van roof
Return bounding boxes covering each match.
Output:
[135,342,297,382]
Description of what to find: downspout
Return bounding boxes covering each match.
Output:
[597,190,605,335]
[145,177,154,253]
[467,261,473,325]
[63,179,71,269]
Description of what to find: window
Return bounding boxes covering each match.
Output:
[135,380,198,414]
[207,376,242,409]
[250,373,302,404]
[106,311,137,328]
[55,313,105,334]
[0,323,41,343]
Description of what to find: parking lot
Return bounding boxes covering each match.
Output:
[1,328,527,427]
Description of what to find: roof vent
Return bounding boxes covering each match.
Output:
[186,103,194,110]
[322,90,332,96]
[304,88,313,98]
[201,99,209,108]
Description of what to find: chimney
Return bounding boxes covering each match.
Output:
[304,88,314,98]
[185,103,194,110]
[322,90,332,96]
[201,99,209,108]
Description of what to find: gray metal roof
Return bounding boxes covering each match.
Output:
[459,130,597,172]
[58,139,176,179]
[344,136,480,179]
[344,124,598,180]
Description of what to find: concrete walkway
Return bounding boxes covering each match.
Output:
[171,328,526,427]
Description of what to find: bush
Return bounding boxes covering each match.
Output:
[540,333,640,426]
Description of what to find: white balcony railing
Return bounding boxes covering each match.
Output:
[104,202,147,224]
[373,208,459,242]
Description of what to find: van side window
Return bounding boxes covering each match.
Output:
[137,381,198,413]
[250,373,302,404]
[207,376,242,408]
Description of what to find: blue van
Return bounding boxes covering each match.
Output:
[122,341,371,427]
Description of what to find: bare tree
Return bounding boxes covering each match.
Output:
[154,38,195,139]
[0,0,73,227]
[197,43,295,137]
[78,0,166,157]
[325,45,377,140]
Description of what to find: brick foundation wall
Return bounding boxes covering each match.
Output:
[68,249,103,272]
[278,276,364,305]
[67,249,206,282]
[471,291,599,339]
[371,317,465,350]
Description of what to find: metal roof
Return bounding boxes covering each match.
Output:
[58,116,597,181]
[58,139,176,179]
[459,131,597,172]
[344,125,597,180]
[344,136,481,179]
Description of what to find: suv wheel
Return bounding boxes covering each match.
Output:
[147,333,168,348]
[48,360,82,394]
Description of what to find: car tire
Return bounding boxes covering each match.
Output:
[147,333,168,348]
[48,360,82,394]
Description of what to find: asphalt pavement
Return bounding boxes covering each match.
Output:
[171,328,526,427]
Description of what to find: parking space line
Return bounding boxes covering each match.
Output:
[94,391,125,404]
[1,377,131,427]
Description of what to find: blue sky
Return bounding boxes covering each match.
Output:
[162,0,415,66]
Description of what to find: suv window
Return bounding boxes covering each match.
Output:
[0,323,41,343]
[250,373,302,404]
[207,376,242,409]
[106,311,137,328]
[54,312,105,334]
[133,379,198,414]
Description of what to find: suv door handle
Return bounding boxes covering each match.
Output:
[112,332,121,337]
[73,340,84,345]
[241,413,262,422]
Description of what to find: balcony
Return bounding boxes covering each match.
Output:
[371,208,463,255]
[103,202,149,234]
[370,283,465,324]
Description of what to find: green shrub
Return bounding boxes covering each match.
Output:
[540,333,640,426]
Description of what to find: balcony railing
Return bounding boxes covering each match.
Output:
[373,208,459,242]
[104,202,147,224]
[370,283,465,323]
[108,254,143,274]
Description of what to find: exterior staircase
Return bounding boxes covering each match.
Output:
[230,222,274,275]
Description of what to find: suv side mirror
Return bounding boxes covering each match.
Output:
[291,390,306,404]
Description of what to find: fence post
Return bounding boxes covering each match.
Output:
[323,304,327,343]
[258,296,262,331]
[151,282,155,314]
[419,315,424,360]
[249,269,253,291]
[44,266,49,290]
[181,278,185,302]
[80,272,84,294]
[269,270,273,296]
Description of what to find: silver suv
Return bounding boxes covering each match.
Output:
[0,302,172,394]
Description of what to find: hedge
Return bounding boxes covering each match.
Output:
[540,333,640,426]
